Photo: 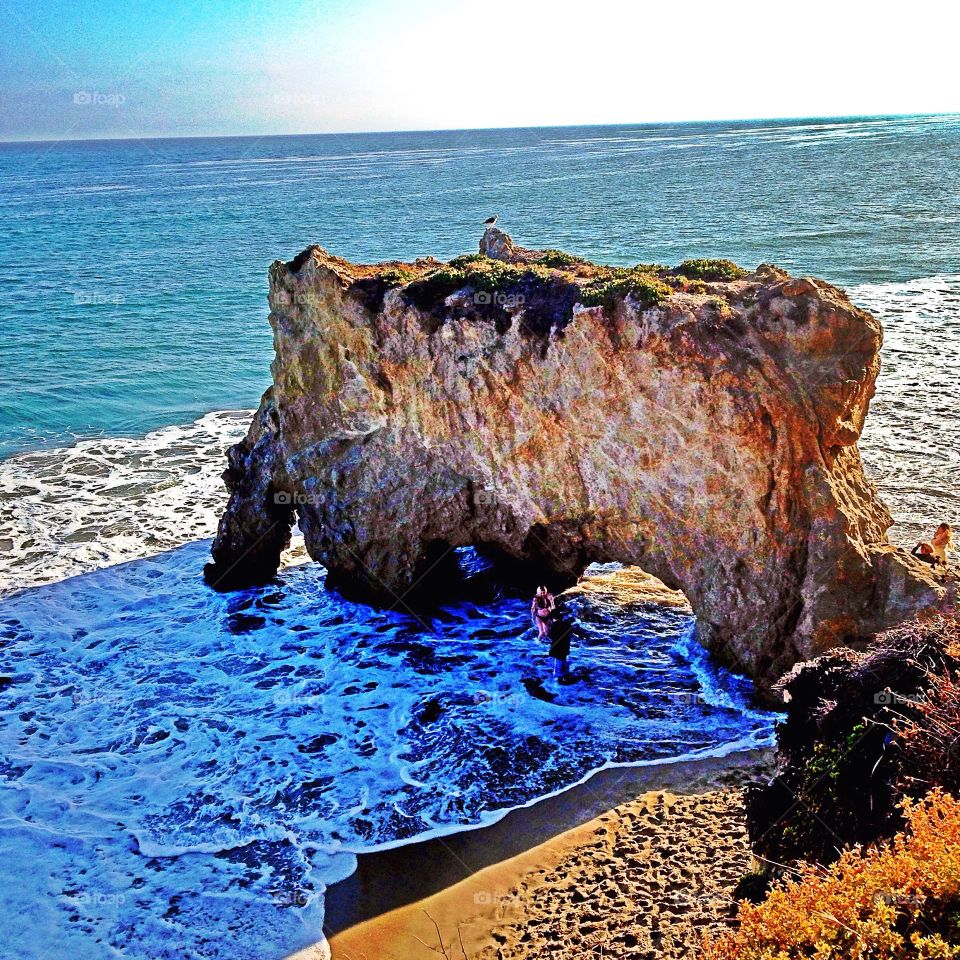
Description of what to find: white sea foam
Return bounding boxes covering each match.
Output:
[0,410,250,595]
[0,407,779,958]
[0,541,776,959]
[853,274,960,546]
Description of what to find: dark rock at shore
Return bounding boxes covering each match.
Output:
[203,397,295,591]
[747,615,960,866]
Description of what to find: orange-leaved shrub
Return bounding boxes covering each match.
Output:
[703,789,960,959]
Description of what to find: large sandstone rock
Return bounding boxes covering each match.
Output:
[206,229,957,694]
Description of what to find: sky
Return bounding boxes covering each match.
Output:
[1,0,959,141]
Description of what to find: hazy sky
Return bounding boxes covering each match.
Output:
[2,0,958,141]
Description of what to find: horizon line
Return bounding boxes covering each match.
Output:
[2,109,958,147]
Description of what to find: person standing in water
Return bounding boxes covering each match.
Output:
[932,523,953,567]
[531,585,555,639]
[548,610,574,679]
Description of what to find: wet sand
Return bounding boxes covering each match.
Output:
[289,748,771,960]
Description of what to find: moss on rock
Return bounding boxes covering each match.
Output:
[677,258,748,281]
[350,245,748,337]
[577,268,672,309]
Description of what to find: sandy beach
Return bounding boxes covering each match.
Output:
[294,749,771,960]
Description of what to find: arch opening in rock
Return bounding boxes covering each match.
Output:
[205,232,957,698]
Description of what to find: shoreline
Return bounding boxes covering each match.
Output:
[291,747,772,960]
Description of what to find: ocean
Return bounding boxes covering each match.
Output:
[1,114,958,959]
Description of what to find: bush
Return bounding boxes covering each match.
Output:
[538,248,581,268]
[404,254,672,320]
[577,267,671,309]
[400,253,740,316]
[380,267,418,286]
[678,277,709,294]
[895,665,960,794]
[405,258,549,310]
[677,258,747,281]
[447,253,485,269]
[703,789,960,960]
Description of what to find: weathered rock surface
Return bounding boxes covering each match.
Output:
[206,229,957,693]
[747,616,960,866]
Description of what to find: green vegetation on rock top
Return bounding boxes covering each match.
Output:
[404,255,676,314]
[379,251,750,329]
[676,258,747,281]
[405,257,552,307]
[380,267,419,286]
[577,268,672,309]
[538,249,583,268]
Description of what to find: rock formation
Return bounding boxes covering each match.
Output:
[206,228,957,694]
[747,616,960,866]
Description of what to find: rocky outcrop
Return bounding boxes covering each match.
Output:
[204,394,295,590]
[747,615,960,866]
[206,229,957,693]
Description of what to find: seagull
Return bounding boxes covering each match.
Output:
[484,214,499,228]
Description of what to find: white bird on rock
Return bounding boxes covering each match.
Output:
[484,214,499,228]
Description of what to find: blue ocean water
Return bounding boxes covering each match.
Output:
[2,115,960,959]
[2,114,960,457]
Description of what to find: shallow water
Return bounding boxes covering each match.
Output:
[0,410,250,593]
[0,544,773,959]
